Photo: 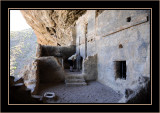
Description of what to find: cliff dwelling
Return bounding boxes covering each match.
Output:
[10,10,151,104]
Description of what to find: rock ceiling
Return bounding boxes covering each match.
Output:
[21,10,86,46]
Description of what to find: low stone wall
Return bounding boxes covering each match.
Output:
[82,54,98,81]
[20,56,65,94]
[40,45,76,69]
[36,44,42,58]
[37,56,65,83]
[40,45,76,57]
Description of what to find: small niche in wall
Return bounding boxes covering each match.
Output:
[126,17,131,22]
[119,44,123,48]
[114,61,126,80]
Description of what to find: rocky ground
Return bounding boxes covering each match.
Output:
[10,28,37,78]
[38,81,123,103]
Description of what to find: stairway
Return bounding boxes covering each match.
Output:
[65,74,87,86]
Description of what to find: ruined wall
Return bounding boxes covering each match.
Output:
[76,10,150,96]
[40,45,76,57]
[19,56,65,94]
[82,54,98,81]
[36,44,76,69]
[37,56,65,83]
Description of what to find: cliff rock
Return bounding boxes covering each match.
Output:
[21,10,86,46]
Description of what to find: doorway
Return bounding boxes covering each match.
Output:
[114,61,126,80]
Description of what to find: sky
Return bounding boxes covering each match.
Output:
[10,10,31,31]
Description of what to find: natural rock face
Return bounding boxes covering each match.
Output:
[9,76,43,104]
[21,10,86,46]
[21,60,39,95]
[126,79,151,103]
[118,76,150,103]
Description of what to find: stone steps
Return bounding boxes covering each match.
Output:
[65,74,87,86]
[65,78,85,83]
[66,82,87,86]
[66,75,84,79]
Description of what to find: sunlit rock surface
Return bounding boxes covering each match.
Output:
[21,10,86,46]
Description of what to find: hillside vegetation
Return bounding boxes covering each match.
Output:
[10,28,37,78]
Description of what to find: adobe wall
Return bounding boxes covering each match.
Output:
[82,54,98,81]
[36,44,76,69]
[20,56,65,95]
[37,56,65,83]
[76,10,150,95]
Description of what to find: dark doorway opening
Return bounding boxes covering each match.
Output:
[114,61,126,80]
[76,56,83,71]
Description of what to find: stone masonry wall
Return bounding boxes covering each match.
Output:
[82,54,98,81]
[76,10,150,96]
[40,45,76,69]
[37,56,65,83]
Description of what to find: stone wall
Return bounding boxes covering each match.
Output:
[21,43,77,93]
[75,10,150,97]
[36,44,42,58]
[37,56,65,83]
[39,45,76,69]
[82,54,98,81]
[20,56,65,94]
[40,45,76,57]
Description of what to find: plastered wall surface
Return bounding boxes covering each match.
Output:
[76,10,150,94]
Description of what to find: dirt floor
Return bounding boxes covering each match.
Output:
[37,81,123,103]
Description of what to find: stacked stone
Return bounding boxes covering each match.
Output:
[65,74,87,86]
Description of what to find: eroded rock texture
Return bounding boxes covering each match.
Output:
[21,10,86,46]
[9,76,43,104]
[20,60,39,95]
